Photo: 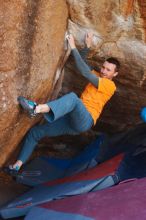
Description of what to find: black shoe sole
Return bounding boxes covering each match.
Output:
[2,167,18,176]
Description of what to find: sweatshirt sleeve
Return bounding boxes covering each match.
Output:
[71,48,99,88]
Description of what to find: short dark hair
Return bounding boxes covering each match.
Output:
[106,57,120,72]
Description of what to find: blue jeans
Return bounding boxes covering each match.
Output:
[18,92,93,163]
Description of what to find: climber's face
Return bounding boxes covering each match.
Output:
[100,61,118,80]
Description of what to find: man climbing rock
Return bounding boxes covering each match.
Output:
[7,32,120,172]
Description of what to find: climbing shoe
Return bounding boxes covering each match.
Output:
[3,165,20,176]
[17,96,37,118]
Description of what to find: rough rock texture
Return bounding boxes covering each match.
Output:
[0,0,146,167]
[0,0,68,166]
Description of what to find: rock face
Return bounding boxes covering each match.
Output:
[62,0,146,132]
[0,0,146,166]
[0,0,68,166]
